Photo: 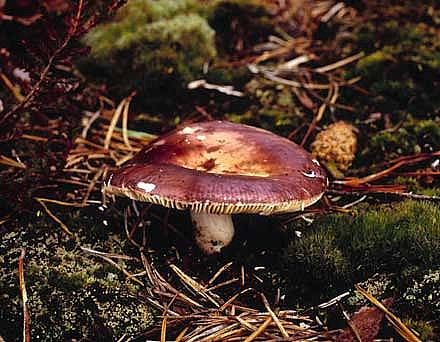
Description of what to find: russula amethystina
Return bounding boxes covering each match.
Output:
[105,121,327,254]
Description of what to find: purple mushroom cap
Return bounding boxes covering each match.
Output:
[105,120,327,215]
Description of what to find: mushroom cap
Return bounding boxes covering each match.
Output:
[105,121,327,215]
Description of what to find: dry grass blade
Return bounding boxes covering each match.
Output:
[18,249,30,342]
[355,285,421,342]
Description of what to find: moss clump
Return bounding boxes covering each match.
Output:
[358,118,440,163]
[403,319,436,341]
[208,0,275,55]
[0,211,154,341]
[394,177,440,198]
[80,0,216,110]
[224,77,305,135]
[336,4,440,127]
[283,200,440,301]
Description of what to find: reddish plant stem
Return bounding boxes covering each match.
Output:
[0,0,84,126]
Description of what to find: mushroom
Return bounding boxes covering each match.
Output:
[105,121,327,254]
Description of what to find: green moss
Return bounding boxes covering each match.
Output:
[208,0,275,55]
[0,211,154,341]
[225,77,306,135]
[357,118,440,164]
[394,177,440,197]
[403,319,436,341]
[356,51,394,76]
[283,201,440,301]
[337,4,440,126]
[80,0,216,109]
[205,64,252,86]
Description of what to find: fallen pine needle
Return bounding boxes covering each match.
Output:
[261,293,289,338]
[18,249,30,342]
[0,155,26,169]
[160,315,167,342]
[104,99,126,150]
[35,198,75,235]
[243,316,272,342]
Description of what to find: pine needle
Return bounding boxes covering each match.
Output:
[243,316,272,342]
[18,249,30,342]
[35,198,76,235]
[104,99,126,150]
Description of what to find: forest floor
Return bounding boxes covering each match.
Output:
[1,0,440,341]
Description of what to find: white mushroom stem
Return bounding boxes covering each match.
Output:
[190,212,235,254]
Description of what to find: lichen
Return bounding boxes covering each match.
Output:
[403,269,440,319]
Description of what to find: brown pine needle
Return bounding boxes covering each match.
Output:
[243,316,272,342]
[0,155,26,169]
[122,96,133,150]
[261,293,289,338]
[175,326,189,342]
[314,52,365,73]
[219,288,252,312]
[301,85,333,146]
[35,198,75,235]
[170,264,221,307]
[21,134,49,142]
[207,261,234,286]
[0,72,24,102]
[81,167,104,206]
[18,249,30,342]
[160,316,167,342]
[104,99,126,150]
